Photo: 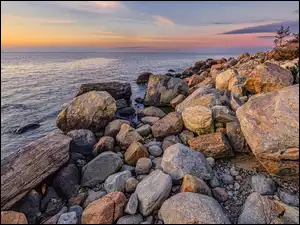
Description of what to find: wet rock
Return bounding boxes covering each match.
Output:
[134,97,144,104]
[56,91,116,133]
[104,171,132,193]
[81,152,123,187]
[159,192,230,224]
[161,143,213,181]
[116,99,128,110]
[92,136,115,156]
[76,82,132,100]
[136,72,152,84]
[135,170,172,216]
[124,141,149,166]
[14,122,40,134]
[118,107,135,116]
[251,175,277,195]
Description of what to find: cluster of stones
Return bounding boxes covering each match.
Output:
[1,51,299,224]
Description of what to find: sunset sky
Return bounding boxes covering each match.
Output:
[1,1,299,52]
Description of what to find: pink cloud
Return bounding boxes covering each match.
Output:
[153,15,175,26]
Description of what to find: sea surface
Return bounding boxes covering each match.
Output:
[1,52,236,159]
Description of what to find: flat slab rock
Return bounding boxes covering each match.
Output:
[1,131,71,210]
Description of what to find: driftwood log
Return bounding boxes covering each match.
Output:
[1,131,71,210]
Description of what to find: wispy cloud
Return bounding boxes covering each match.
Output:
[39,19,75,25]
[153,15,175,26]
[220,20,299,35]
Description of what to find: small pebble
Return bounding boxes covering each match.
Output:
[234,182,240,190]
[206,157,215,167]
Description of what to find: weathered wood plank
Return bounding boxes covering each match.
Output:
[1,131,71,210]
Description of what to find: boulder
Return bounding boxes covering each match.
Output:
[124,141,149,166]
[1,132,71,210]
[67,129,97,156]
[104,171,132,193]
[245,62,293,94]
[170,94,185,108]
[161,143,213,181]
[116,99,128,109]
[135,170,172,216]
[236,85,299,177]
[138,106,166,118]
[238,192,299,224]
[104,119,130,137]
[136,72,152,84]
[53,163,80,199]
[278,189,299,207]
[162,135,181,151]
[159,192,230,224]
[236,59,261,76]
[188,132,234,158]
[180,174,212,196]
[211,105,237,123]
[215,68,239,90]
[151,112,183,138]
[81,152,123,187]
[176,86,220,113]
[212,187,228,202]
[187,74,206,87]
[144,75,188,106]
[251,175,276,195]
[76,82,132,100]
[56,91,116,133]
[82,192,126,224]
[141,116,160,125]
[182,106,214,135]
[1,211,28,224]
[116,124,144,150]
[92,136,115,156]
[226,121,249,152]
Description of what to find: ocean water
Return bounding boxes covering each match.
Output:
[1,52,235,159]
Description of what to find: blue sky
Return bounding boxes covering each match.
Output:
[1,1,299,52]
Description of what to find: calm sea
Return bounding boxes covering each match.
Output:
[1,52,236,159]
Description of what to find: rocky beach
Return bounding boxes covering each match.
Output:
[1,44,299,224]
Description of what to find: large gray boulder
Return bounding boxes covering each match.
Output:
[76,82,132,100]
[161,143,213,181]
[81,152,123,187]
[238,192,299,224]
[251,175,276,195]
[159,192,230,224]
[135,170,172,216]
[56,91,116,133]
